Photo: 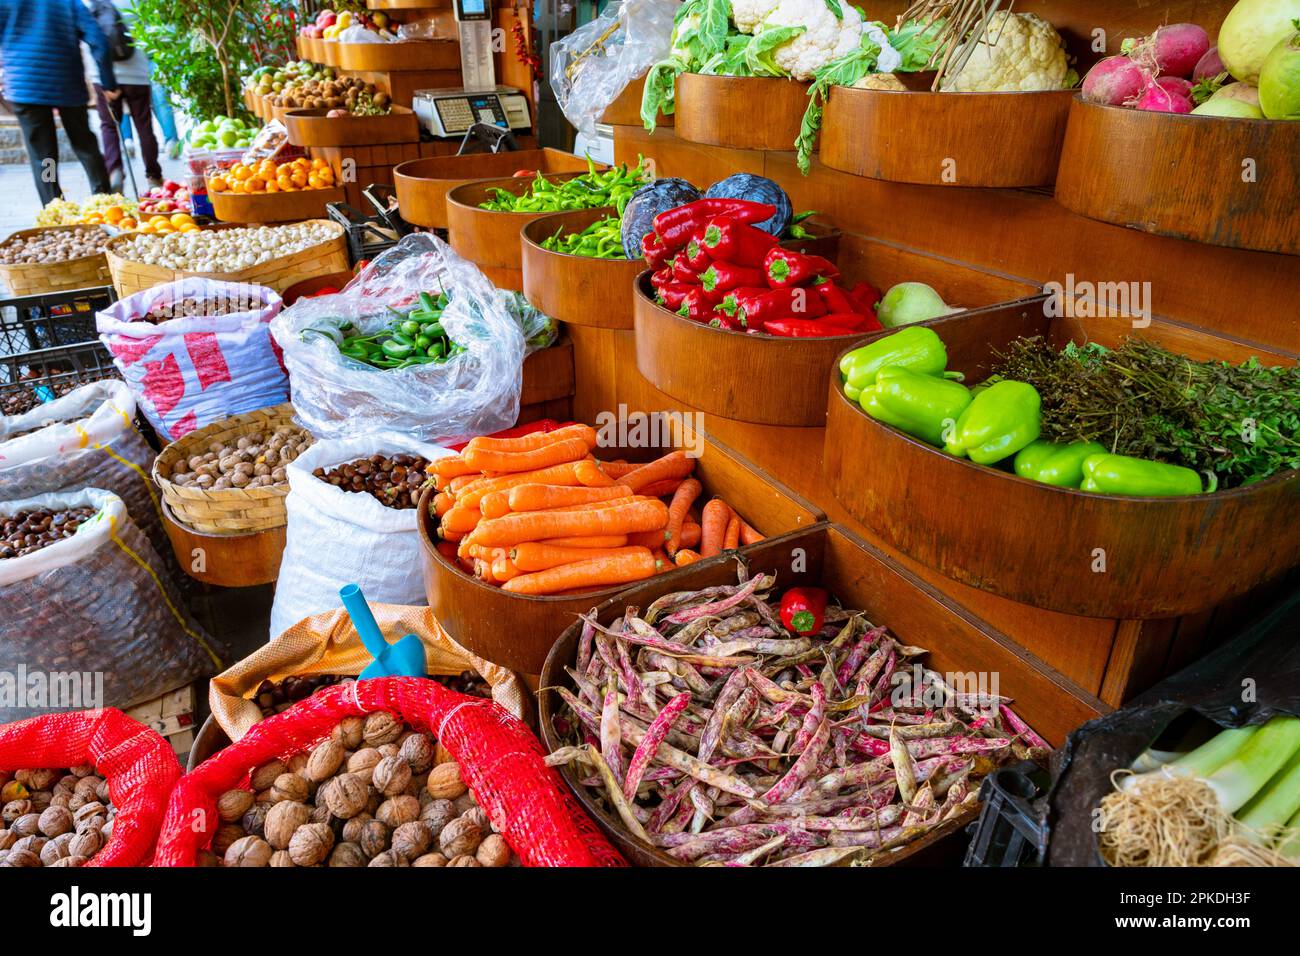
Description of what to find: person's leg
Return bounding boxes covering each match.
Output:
[124,85,162,182]
[12,103,61,204]
[151,83,179,143]
[59,105,113,196]
[92,86,124,182]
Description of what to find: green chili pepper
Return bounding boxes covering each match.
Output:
[381,339,415,359]
[419,291,438,312]
[943,380,1042,464]
[1080,454,1206,497]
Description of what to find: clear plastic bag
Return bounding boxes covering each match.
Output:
[551,0,679,141]
[269,233,526,443]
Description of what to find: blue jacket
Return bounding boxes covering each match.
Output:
[0,0,117,106]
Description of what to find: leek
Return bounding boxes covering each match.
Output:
[1277,806,1300,859]
[1123,724,1256,790]
[1206,716,1300,814]
[1131,748,1180,772]
[1237,748,1300,842]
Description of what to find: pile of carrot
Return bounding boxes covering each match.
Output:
[425,423,763,596]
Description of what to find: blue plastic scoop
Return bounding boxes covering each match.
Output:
[339,584,427,680]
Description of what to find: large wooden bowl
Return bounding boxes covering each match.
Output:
[538,522,1105,866]
[521,209,642,329]
[820,87,1074,187]
[418,424,824,674]
[444,174,591,290]
[675,73,809,151]
[209,186,345,224]
[334,39,460,72]
[599,72,673,127]
[283,106,419,147]
[160,498,285,587]
[1055,98,1300,256]
[394,149,599,229]
[823,297,1300,619]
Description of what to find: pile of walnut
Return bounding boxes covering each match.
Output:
[207,712,518,868]
[0,766,115,867]
[165,424,312,491]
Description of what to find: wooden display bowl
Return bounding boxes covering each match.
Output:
[820,87,1073,187]
[823,296,1300,619]
[444,174,591,291]
[161,498,285,588]
[368,0,452,8]
[675,73,809,151]
[538,523,1105,866]
[599,72,673,127]
[394,149,599,229]
[1054,98,1300,256]
[632,273,863,427]
[317,39,341,67]
[281,270,355,305]
[209,186,345,224]
[417,423,823,674]
[334,39,460,72]
[283,106,419,147]
[521,209,641,330]
[0,225,112,296]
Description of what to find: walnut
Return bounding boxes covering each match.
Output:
[399,733,434,774]
[241,803,271,838]
[217,789,254,822]
[288,822,334,866]
[70,764,95,778]
[328,842,367,867]
[392,821,431,860]
[73,777,101,801]
[196,850,221,868]
[419,799,457,840]
[310,803,333,827]
[359,820,389,859]
[412,852,448,867]
[50,855,86,868]
[434,743,455,765]
[362,712,402,747]
[346,748,382,785]
[11,813,40,837]
[305,739,345,782]
[461,806,490,833]
[40,836,73,866]
[13,835,47,857]
[265,801,312,849]
[270,773,309,804]
[211,824,246,857]
[269,850,294,867]
[94,779,110,803]
[476,833,511,867]
[5,849,40,867]
[68,829,102,858]
[367,849,409,867]
[28,792,52,813]
[250,759,287,791]
[425,762,466,800]
[378,743,401,760]
[224,835,273,867]
[286,753,309,776]
[0,830,15,850]
[17,769,57,790]
[439,816,483,858]
[448,854,481,867]
[73,801,107,830]
[372,756,411,797]
[340,813,373,844]
[322,773,368,819]
[2,799,32,824]
[333,717,364,750]
[453,791,478,815]
[376,795,420,828]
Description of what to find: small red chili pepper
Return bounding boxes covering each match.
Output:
[642,232,672,269]
[762,318,857,338]
[700,260,765,294]
[764,248,840,288]
[819,312,876,332]
[708,313,741,331]
[720,287,826,327]
[650,265,675,291]
[779,587,828,635]
[653,199,776,251]
[700,216,777,267]
[684,235,712,271]
[656,281,693,312]
[671,256,700,285]
[677,286,720,321]
[848,281,882,313]
[814,280,859,315]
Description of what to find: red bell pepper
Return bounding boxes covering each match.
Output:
[671,256,700,285]
[676,286,719,321]
[719,287,825,327]
[779,586,827,635]
[764,248,840,288]
[642,232,672,269]
[653,199,775,251]
[656,282,693,312]
[763,318,858,337]
[848,281,882,313]
[700,261,764,294]
[701,216,777,267]
[684,235,712,271]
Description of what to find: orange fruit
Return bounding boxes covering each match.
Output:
[209,175,229,193]
[170,213,194,227]
[248,177,265,192]
[179,223,201,233]
[119,217,136,229]
[104,205,124,224]
[149,215,170,226]
[264,180,280,193]
[291,172,307,188]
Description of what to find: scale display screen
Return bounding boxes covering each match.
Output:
[433,93,507,133]
[454,0,491,20]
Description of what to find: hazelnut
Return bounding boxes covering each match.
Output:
[412,852,448,867]
[359,820,389,859]
[426,762,466,800]
[322,773,368,820]
[305,739,345,782]
[265,801,312,849]
[367,849,408,867]
[328,842,367,867]
[476,833,512,867]
[224,835,272,867]
[372,756,411,797]
[250,759,287,791]
[362,712,402,747]
[399,733,434,774]
[392,821,431,860]
[288,822,334,867]
[438,816,483,858]
[217,789,254,822]
[376,795,420,828]
[270,773,309,804]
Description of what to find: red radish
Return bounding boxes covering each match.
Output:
[1124,23,1211,77]
[1135,80,1194,113]
[1192,45,1226,81]
[1156,76,1194,98]
[1081,55,1150,105]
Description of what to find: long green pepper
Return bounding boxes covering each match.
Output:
[540,215,626,259]
[479,156,650,214]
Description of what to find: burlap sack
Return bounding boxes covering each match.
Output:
[208,603,529,741]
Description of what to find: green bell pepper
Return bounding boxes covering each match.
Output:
[840,326,950,393]
[1014,439,1108,488]
[860,365,973,447]
[943,380,1041,464]
[1080,454,1204,497]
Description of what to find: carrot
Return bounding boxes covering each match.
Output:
[466,543,507,562]
[466,423,597,454]
[435,541,459,563]
[473,558,496,582]
[699,498,732,558]
[723,514,741,551]
[621,451,695,493]
[446,474,481,496]
[595,460,638,478]
[739,518,764,545]
[674,549,701,567]
[440,506,481,535]
[652,548,670,566]
[575,458,616,487]
[638,478,686,498]
[456,460,588,510]
[440,528,465,543]
[680,521,701,549]
[542,496,637,513]
[432,491,455,518]
[458,558,476,576]
[501,549,660,595]
[479,490,513,520]
[509,483,633,512]
[626,528,670,549]
[469,499,669,548]
[539,534,629,549]
[433,455,477,480]
[463,436,590,475]
[664,478,703,556]
[511,543,650,573]
[491,556,521,581]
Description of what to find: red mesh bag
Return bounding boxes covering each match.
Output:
[154,677,625,867]
[0,708,181,866]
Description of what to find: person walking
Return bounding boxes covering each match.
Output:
[89,0,163,191]
[0,0,118,205]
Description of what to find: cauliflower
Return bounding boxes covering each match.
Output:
[941,11,1070,92]
[732,0,781,35]
[759,0,865,81]
[670,12,702,58]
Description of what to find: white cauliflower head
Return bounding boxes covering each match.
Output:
[760,0,865,81]
[941,11,1070,92]
[670,13,703,58]
[731,0,782,35]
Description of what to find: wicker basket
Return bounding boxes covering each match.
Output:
[152,404,309,534]
[104,219,348,297]
[0,226,112,296]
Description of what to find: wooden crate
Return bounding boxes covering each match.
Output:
[125,684,198,758]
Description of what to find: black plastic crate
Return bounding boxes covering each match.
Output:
[0,286,116,355]
[0,340,121,418]
[327,184,411,266]
[963,761,1050,867]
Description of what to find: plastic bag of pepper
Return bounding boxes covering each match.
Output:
[642,199,883,337]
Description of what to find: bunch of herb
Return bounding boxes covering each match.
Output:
[990,337,1300,488]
